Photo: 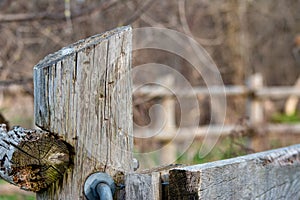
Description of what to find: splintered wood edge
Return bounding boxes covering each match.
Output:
[33,26,131,69]
[174,144,300,172]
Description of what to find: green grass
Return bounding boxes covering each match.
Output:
[0,179,35,200]
[177,136,253,165]
[272,112,300,124]
[0,195,35,200]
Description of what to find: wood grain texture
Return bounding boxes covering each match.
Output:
[125,172,161,200]
[125,164,183,200]
[169,144,300,199]
[0,124,71,192]
[34,26,133,199]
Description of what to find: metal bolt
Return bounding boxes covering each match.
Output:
[84,172,116,200]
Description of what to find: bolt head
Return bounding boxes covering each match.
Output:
[84,172,116,200]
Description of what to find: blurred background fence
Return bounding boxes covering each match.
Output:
[133,73,300,167]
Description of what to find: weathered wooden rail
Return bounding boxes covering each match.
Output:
[1,26,300,199]
[169,144,300,199]
[126,144,300,199]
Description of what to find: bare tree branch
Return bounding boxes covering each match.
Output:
[178,0,223,46]
[122,0,157,25]
[0,0,119,23]
[0,78,32,87]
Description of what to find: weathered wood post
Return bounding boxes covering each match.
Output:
[34,26,133,199]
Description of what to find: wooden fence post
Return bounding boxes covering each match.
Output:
[160,97,177,165]
[246,73,264,151]
[34,26,133,199]
[285,77,300,115]
[246,73,264,124]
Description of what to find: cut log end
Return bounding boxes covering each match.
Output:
[0,124,73,192]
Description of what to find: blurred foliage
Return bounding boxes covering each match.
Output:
[177,136,253,164]
[272,112,300,124]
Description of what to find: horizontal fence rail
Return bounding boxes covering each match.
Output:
[134,124,300,141]
[169,144,300,199]
[134,85,300,99]
[127,144,300,199]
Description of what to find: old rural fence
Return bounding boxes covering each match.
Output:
[133,73,300,164]
[1,26,300,199]
[134,73,300,138]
